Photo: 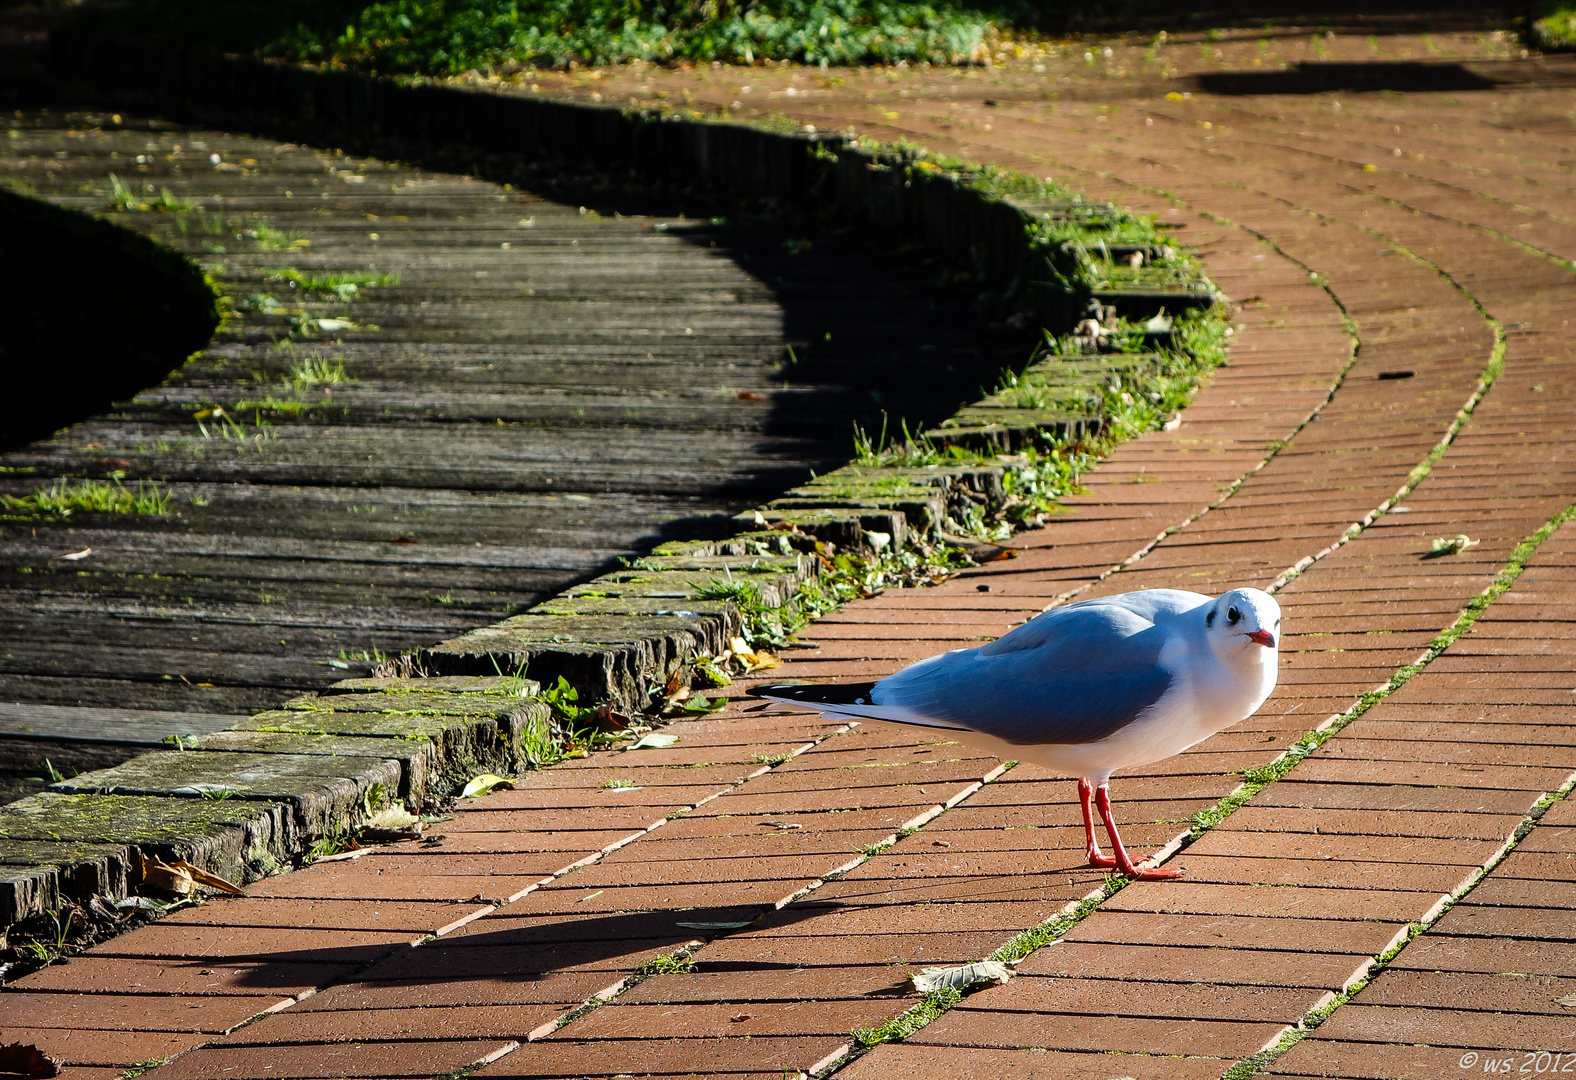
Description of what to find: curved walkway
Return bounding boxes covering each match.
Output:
[6,36,1576,1080]
[0,110,1006,798]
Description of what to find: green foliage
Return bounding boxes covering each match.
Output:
[2,475,173,518]
[638,949,697,975]
[541,673,594,722]
[105,0,1013,71]
[852,415,978,468]
[1532,3,1576,49]
[311,0,993,71]
[693,573,763,609]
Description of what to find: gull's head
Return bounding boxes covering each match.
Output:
[1203,587,1281,661]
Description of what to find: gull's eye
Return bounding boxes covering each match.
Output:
[1227,606,1241,624]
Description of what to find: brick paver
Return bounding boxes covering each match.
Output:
[7,29,1576,1080]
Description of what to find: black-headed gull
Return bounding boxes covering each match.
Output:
[756,587,1280,880]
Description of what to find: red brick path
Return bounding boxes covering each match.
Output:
[7,33,1576,1080]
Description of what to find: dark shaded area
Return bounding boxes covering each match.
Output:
[0,191,219,451]
[214,902,882,994]
[1191,60,1500,95]
[1022,0,1520,35]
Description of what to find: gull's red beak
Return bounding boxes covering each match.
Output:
[1248,629,1275,648]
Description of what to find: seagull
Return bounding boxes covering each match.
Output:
[755,587,1280,880]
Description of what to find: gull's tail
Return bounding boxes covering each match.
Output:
[750,682,971,731]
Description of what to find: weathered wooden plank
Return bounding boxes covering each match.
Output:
[0,703,240,746]
[0,675,302,718]
[0,792,295,895]
[191,731,438,804]
[50,750,402,837]
[234,695,551,794]
[320,675,539,697]
[0,840,132,920]
[0,866,59,928]
[422,611,739,710]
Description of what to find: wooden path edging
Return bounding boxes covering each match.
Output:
[0,39,1217,934]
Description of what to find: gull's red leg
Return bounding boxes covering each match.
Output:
[1094,783,1181,881]
[1079,777,1116,869]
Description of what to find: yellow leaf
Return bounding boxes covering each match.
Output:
[462,773,515,798]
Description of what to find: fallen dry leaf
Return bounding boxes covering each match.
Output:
[757,820,803,830]
[630,732,680,749]
[0,1042,61,1078]
[359,804,423,844]
[1426,533,1479,558]
[1556,993,1576,1008]
[591,704,632,731]
[60,548,92,562]
[136,851,242,896]
[910,961,1013,995]
[461,773,515,798]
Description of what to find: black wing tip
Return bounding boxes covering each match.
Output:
[751,681,879,706]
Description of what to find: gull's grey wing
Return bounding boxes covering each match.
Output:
[977,589,1209,660]
[870,600,1179,745]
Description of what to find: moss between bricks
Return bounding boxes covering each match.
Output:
[3,41,1227,948]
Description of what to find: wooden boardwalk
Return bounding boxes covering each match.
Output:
[0,110,1014,796]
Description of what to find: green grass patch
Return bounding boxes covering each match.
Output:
[2,475,173,518]
[233,395,317,415]
[852,987,962,1047]
[109,172,198,213]
[265,267,400,298]
[289,355,353,388]
[990,875,1125,963]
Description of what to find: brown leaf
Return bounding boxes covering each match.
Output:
[0,1042,61,1078]
[736,391,767,401]
[591,704,632,731]
[386,536,421,545]
[136,851,242,896]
